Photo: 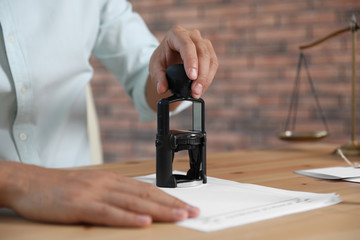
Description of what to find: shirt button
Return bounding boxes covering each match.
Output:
[8,34,15,43]
[19,133,27,141]
[21,87,27,94]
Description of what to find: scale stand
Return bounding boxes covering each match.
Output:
[279,15,360,156]
[337,15,360,156]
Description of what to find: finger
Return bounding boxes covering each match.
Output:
[202,39,218,89]
[104,192,190,222]
[206,40,219,88]
[190,37,218,98]
[167,26,199,80]
[77,201,152,227]
[116,178,187,208]
[153,67,168,95]
[113,177,200,218]
[149,48,168,95]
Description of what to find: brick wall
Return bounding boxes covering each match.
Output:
[91,0,360,162]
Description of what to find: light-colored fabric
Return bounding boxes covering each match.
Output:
[86,84,103,165]
[0,0,158,168]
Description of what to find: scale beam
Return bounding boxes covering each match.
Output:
[299,27,351,50]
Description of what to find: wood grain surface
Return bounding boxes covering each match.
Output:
[1,143,359,240]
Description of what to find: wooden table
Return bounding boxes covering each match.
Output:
[1,143,360,240]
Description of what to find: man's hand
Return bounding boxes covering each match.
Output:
[0,161,199,227]
[146,25,218,110]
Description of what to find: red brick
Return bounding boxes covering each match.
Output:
[203,5,252,18]
[163,7,200,20]
[255,27,308,42]
[90,1,358,162]
[255,1,308,14]
[281,11,338,26]
[224,14,277,30]
[253,55,297,67]
[312,0,360,10]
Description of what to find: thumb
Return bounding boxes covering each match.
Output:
[149,63,168,95]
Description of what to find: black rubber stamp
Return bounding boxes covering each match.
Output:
[156,64,207,188]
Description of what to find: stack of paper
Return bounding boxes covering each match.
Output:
[295,166,360,183]
[135,173,341,232]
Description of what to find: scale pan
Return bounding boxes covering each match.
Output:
[278,130,328,142]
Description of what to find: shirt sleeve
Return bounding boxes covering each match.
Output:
[92,0,159,122]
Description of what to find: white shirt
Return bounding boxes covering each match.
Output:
[0,0,159,168]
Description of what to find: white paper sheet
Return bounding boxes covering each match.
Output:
[135,173,341,232]
[295,166,360,183]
